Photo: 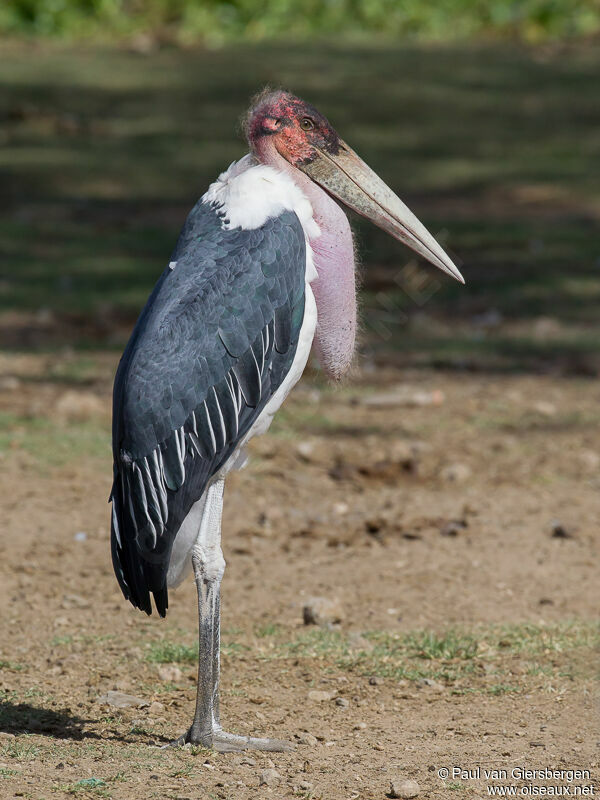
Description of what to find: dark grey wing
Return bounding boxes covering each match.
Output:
[110,200,307,616]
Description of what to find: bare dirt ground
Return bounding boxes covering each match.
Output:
[0,351,597,799]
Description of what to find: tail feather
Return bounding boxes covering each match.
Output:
[110,483,155,616]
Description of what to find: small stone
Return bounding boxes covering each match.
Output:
[73,532,87,542]
[335,697,349,708]
[390,778,420,798]
[307,690,334,702]
[440,519,468,537]
[417,678,444,692]
[440,463,471,483]
[295,441,315,461]
[157,664,182,682]
[249,695,267,705]
[259,768,281,786]
[303,597,344,626]
[61,593,90,609]
[551,521,573,539]
[148,701,164,715]
[96,690,149,709]
[297,733,318,746]
[299,781,313,792]
[369,676,383,686]
[239,757,256,766]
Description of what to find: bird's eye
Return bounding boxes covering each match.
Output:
[300,117,314,131]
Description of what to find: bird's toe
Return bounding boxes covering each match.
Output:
[212,730,295,753]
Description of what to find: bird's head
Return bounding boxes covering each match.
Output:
[246,89,463,283]
[246,90,342,167]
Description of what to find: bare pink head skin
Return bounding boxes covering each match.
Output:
[245,90,464,380]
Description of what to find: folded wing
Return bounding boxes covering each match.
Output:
[111,201,307,616]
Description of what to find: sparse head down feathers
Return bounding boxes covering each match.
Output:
[245,88,342,166]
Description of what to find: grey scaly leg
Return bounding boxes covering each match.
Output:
[168,477,293,753]
[211,586,221,728]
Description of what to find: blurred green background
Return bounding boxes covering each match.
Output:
[0,2,599,372]
[2,0,600,41]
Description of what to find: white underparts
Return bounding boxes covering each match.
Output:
[167,477,226,588]
[166,492,206,587]
[202,154,320,283]
[231,284,317,443]
[191,477,226,584]
[167,285,317,589]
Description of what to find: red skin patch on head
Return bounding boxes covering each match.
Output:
[247,91,340,166]
[274,125,315,165]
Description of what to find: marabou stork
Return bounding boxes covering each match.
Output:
[110,89,464,752]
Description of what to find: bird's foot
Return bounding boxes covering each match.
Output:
[165,725,294,753]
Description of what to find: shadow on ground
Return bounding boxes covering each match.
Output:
[0,700,92,740]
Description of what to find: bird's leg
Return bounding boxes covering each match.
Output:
[211,584,221,728]
[168,478,293,753]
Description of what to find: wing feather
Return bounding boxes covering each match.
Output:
[111,201,308,615]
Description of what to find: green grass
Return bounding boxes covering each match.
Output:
[256,623,282,638]
[145,636,249,664]
[487,684,521,695]
[63,780,111,798]
[142,621,598,688]
[0,738,41,761]
[0,412,109,467]
[276,627,481,683]
[0,659,25,672]
[49,635,75,647]
[69,778,107,790]
[254,620,598,690]
[404,630,479,661]
[145,641,197,664]
[492,619,598,653]
[45,356,107,385]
